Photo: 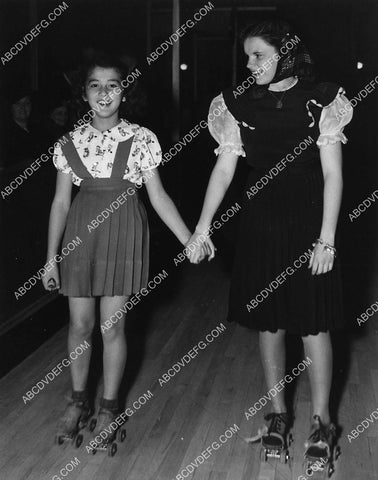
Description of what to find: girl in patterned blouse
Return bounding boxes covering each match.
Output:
[42,53,193,449]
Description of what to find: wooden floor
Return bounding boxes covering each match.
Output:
[1,252,378,480]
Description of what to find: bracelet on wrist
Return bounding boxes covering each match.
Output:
[324,244,337,256]
[312,238,337,257]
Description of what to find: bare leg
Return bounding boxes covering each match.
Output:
[68,297,96,391]
[302,331,332,425]
[100,295,129,400]
[259,329,287,413]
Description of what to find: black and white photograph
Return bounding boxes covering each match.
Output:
[0,0,377,479]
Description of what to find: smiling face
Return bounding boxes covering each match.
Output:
[243,36,278,84]
[83,66,123,121]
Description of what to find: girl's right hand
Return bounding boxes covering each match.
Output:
[186,231,216,264]
[42,262,60,291]
[201,237,216,261]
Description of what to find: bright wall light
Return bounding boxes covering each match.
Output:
[180,63,188,71]
[357,62,364,70]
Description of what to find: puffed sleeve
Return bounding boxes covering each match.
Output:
[52,140,72,175]
[208,94,245,157]
[138,127,162,170]
[317,88,353,147]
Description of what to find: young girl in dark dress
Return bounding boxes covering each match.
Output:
[42,54,193,447]
[188,20,352,464]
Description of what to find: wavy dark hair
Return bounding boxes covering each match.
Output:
[73,51,146,122]
[241,19,315,81]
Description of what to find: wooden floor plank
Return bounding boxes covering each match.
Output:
[1,259,378,480]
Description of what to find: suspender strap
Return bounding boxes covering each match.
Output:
[60,134,134,180]
[60,135,92,179]
[110,136,134,178]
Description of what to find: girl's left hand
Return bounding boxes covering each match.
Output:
[185,232,216,264]
[308,242,335,275]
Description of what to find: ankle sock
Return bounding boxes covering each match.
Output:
[72,390,87,402]
[100,397,119,412]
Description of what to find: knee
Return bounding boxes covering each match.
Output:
[69,316,94,338]
[101,321,124,342]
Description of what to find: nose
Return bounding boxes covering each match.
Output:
[246,60,255,71]
[99,85,110,96]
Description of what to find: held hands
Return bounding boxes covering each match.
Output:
[41,262,60,291]
[308,238,336,275]
[185,230,216,264]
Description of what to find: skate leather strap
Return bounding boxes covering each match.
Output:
[245,425,268,443]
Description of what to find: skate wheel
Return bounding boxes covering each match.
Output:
[75,434,83,448]
[327,462,335,478]
[260,448,268,462]
[279,450,288,464]
[89,418,97,432]
[117,428,126,442]
[55,435,64,446]
[334,445,341,460]
[78,419,87,429]
[303,461,312,476]
[108,442,117,457]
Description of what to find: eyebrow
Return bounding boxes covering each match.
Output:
[244,49,263,55]
[87,78,121,83]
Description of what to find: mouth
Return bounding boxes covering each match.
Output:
[251,69,264,77]
[98,99,113,108]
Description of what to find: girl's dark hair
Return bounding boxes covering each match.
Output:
[74,51,146,121]
[80,52,127,89]
[241,19,293,52]
[241,19,315,81]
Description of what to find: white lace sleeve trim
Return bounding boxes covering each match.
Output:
[316,88,353,147]
[208,94,245,157]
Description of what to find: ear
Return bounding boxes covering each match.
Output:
[82,87,88,102]
[122,97,126,103]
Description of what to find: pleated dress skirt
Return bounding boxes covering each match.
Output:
[227,162,344,336]
[59,178,149,297]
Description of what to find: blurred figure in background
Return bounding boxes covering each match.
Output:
[1,83,41,173]
[43,96,69,148]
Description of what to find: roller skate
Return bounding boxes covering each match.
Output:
[246,412,292,479]
[260,412,292,464]
[303,415,340,478]
[55,397,92,447]
[88,406,126,457]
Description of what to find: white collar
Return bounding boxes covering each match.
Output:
[77,119,137,141]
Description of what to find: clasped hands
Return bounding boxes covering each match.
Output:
[185,230,216,264]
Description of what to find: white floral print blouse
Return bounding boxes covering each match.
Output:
[53,119,162,186]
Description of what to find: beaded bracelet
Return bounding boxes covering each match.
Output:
[312,238,337,257]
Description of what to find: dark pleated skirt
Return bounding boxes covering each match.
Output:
[227,162,344,336]
[60,178,149,297]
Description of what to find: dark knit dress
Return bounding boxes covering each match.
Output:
[214,80,352,336]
